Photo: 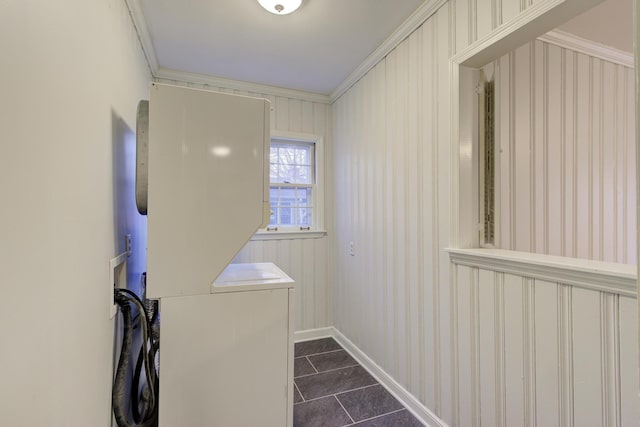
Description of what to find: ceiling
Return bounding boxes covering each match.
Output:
[133,0,425,95]
[557,0,633,53]
[130,0,633,98]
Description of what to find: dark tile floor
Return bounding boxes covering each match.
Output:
[293,338,424,427]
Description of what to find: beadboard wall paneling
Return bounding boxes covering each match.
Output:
[453,0,533,54]
[493,40,636,263]
[332,4,453,421]
[451,263,639,427]
[331,1,624,425]
[154,78,332,332]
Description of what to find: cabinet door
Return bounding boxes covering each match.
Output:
[159,289,289,427]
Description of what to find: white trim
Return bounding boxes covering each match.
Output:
[123,0,159,73]
[451,0,603,68]
[329,0,447,103]
[126,0,449,104]
[331,329,448,427]
[252,230,327,241]
[293,327,334,343]
[538,30,634,68]
[294,327,448,426]
[287,289,295,427]
[634,0,640,384]
[124,0,330,103]
[446,248,637,298]
[264,130,325,233]
[155,68,330,104]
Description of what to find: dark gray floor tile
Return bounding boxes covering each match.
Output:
[351,409,423,426]
[295,357,317,377]
[295,365,377,400]
[293,396,353,427]
[336,384,404,422]
[308,350,357,372]
[294,384,304,404]
[295,337,343,357]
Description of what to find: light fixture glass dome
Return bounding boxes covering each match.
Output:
[258,0,302,15]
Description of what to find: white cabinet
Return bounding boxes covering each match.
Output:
[157,263,294,427]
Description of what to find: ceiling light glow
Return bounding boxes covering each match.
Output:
[258,0,301,15]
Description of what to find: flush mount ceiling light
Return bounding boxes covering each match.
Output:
[258,0,302,15]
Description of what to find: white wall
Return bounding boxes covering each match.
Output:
[333,3,453,420]
[332,0,637,426]
[0,0,150,425]
[493,39,636,263]
[155,78,334,332]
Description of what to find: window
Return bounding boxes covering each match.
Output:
[265,134,323,233]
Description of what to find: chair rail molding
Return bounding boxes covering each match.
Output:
[447,248,637,297]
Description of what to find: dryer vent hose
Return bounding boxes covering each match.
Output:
[113,288,159,427]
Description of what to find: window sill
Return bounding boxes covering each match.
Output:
[252,230,327,241]
[446,247,637,298]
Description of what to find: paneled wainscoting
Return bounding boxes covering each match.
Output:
[305,250,638,427]
[448,249,638,427]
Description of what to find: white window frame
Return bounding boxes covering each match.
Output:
[255,130,325,240]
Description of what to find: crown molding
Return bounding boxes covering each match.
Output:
[154,68,331,103]
[329,0,448,103]
[126,0,451,104]
[538,30,634,68]
[124,0,330,103]
[124,0,159,73]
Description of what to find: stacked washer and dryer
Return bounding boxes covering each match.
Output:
[136,83,295,427]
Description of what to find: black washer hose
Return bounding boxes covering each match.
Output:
[113,291,158,427]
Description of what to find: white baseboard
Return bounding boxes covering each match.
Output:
[295,327,448,427]
[294,327,334,343]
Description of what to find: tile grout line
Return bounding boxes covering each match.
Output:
[340,408,407,427]
[294,383,380,405]
[294,363,362,379]
[294,341,421,425]
[305,356,319,374]
[293,381,305,404]
[335,383,380,398]
[334,395,356,425]
[296,348,345,358]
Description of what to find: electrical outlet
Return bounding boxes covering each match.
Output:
[109,253,127,319]
[349,241,355,256]
[125,234,132,257]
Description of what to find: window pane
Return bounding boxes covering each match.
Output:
[294,165,312,184]
[269,163,279,182]
[278,147,295,165]
[295,147,310,166]
[299,208,312,226]
[279,187,296,205]
[268,138,316,228]
[278,164,294,183]
[296,187,310,206]
[269,187,279,202]
[280,206,292,225]
[268,185,313,228]
[270,141,314,184]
